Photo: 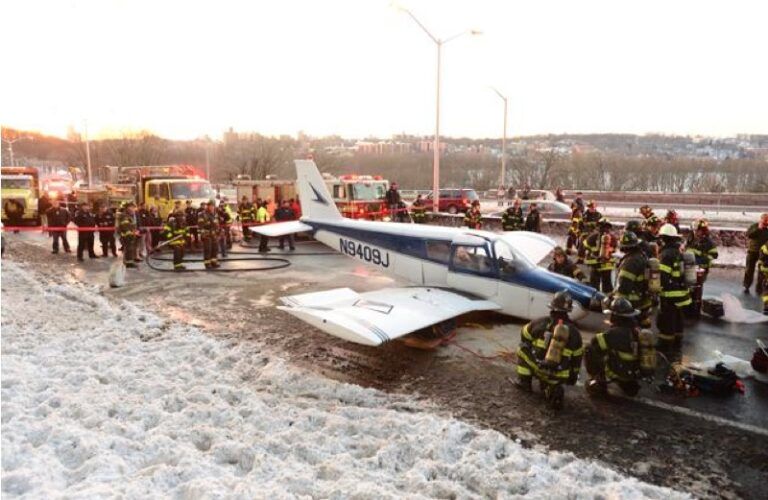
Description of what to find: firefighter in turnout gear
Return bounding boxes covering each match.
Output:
[584,218,617,293]
[515,290,584,410]
[501,199,524,231]
[118,202,140,268]
[614,231,652,328]
[198,201,221,269]
[656,223,691,349]
[238,196,255,242]
[624,219,654,258]
[463,200,482,229]
[411,194,427,224]
[163,208,188,271]
[566,207,583,255]
[217,200,234,257]
[686,219,718,281]
[585,298,653,398]
[582,200,602,233]
[759,243,768,315]
[548,246,586,282]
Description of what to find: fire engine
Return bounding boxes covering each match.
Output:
[232,173,389,220]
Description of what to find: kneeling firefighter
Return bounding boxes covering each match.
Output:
[585,298,657,397]
[515,290,584,410]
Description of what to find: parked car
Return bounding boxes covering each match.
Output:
[489,200,571,220]
[423,188,480,214]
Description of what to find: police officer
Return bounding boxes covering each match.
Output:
[46,198,71,254]
[163,207,188,271]
[274,200,296,250]
[501,199,524,231]
[118,202,140,268]
[686,219,718,282]
[197,201,220,269]
[411,194,427,224]
[385,182,401,220]
[548,246,586,282]
[515,290,583,410]
[463,200,482,230]
[585,297,648,397]
[614,232,652,328]
[583,218,616,293]
[73,202,98,261]
[95,204,117,257]
[656,223,691,349]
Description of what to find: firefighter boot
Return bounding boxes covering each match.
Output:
[618,381,640,397]
[544,383,565,411]
[514,375,532,393]
[586,378,608,398]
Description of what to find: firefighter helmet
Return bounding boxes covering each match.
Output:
[549,290,573,312]
[620,231,640,250]
[645,215,661,227]
[625,219,643,234]
[598,217,612,230]
[693,218,709,233]
[587,200,597,208]
[658,223,679,238]
[603,297,639,317]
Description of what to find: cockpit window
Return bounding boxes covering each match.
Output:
[452,244,493,275]
[494,240,516,277]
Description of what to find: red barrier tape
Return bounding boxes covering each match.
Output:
[0,221,281,233]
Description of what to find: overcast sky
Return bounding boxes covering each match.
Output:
[2,0,767,140]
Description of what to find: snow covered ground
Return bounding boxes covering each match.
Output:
[1,261,690,499]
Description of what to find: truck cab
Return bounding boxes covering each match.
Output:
[1,167,40,226]
[325,174,389,220]
[144,177,213,218]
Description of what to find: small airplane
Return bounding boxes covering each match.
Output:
[251,160,605,346]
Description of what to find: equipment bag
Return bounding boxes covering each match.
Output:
[701,298,724,319]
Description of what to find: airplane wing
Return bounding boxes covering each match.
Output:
[249,220,313,237]
[277,287,500,346]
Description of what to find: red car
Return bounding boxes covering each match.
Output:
[422,188,480,214]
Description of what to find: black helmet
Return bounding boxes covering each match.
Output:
[598,217,612,230]
[619,231,640,251]
[603,297,639,317]
[625,219,642,234]
[549,290,573,312]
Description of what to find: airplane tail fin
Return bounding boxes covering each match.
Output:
[295,160,342,221]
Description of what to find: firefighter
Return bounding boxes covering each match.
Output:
[759,242,768,315]
[614,231,652,328]
[515,290,583,410]
[583,218,616,293]
[664,209,680,232]
[163,207,188,271]
[582,200,602,234]
[501,199,524,231]
[585,297,651,398]
[95,205,117,257]
[255,201,271,252]
[463,200,482,230]
[639,204,655,223]
[744,213,768,295]
[238,196,255,242]
[656,223,691,349]
[217,200,234,257]
[46,198,71,254]
[548,246,586,282]
[624,219,654,258]
[185,200,200,248]
[118,202,140,268]
[197,201,220,269]
[411,194,427,224]
[73,202,98,261]
[686,219,718,282]
[566,206,583,255]
[524,202,541,233]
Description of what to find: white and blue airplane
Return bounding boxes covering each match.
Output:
[251,160,605,346]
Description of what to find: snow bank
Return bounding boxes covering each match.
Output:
[1,262,689,499]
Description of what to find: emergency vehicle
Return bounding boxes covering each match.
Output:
[104,165,214,218]
[233,173,389,220]
[1,166,41,226]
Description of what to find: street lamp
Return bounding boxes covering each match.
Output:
[490,87,508,189]
[396,5,481,213]
[2,135,33,166]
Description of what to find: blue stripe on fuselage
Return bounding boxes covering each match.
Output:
[307,220,598,307]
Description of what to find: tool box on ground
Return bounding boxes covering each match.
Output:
[660,362,745,396]
[701,298,724,319]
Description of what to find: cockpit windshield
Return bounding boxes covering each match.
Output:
[493,238,535,272]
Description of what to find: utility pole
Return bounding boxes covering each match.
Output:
[491,88,508,188]
[205,143,211,180]
[84,121,92,186]
[2,135,33,166]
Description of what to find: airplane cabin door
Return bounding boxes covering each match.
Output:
[446,237,498,299]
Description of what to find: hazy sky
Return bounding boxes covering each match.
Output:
[2,0,767,140]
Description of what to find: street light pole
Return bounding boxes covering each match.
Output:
[398,7,481,213]
[84,121,92,187]
[491,87,508,188]
[2,136,33,166]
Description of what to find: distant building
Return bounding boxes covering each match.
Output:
[355,141,412,154]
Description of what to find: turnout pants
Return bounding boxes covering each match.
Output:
[744,251,763,293]
[202,236,218,268]
[122,238,137,265]
[99,231,117,256]
[52,231,70,253]
[77,232,97,259]
[656,297,684,345]
[589,267,613,293]
[172,244,185,270]
[278,233,295,250]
